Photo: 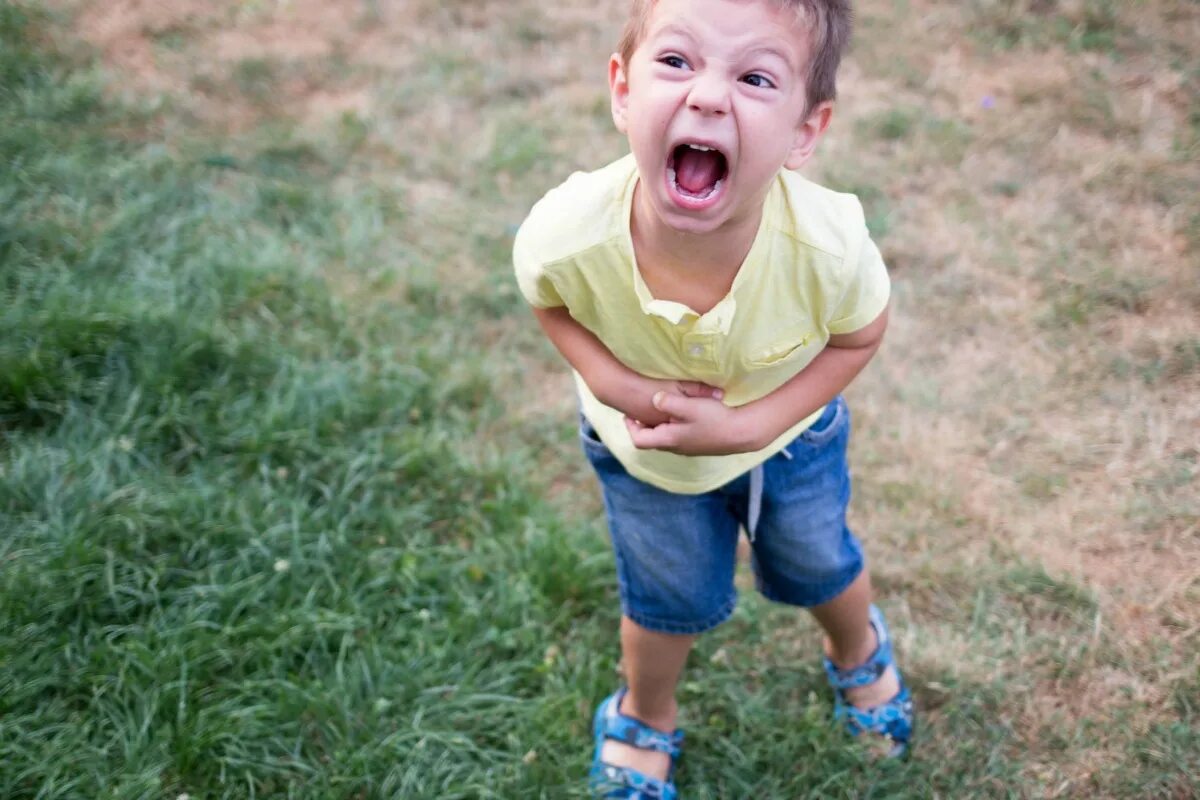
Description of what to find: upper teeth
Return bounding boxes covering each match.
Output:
[687,144,712,152]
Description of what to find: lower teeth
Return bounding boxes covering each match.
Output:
[668,169,723,200]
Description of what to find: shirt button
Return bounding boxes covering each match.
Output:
[689,345,704,356]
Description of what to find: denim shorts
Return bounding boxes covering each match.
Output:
[580,396,864,635]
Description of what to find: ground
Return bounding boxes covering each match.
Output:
[8,0,1200,796]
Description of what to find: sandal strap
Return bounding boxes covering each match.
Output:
[597,689,684,758]
[835,685,914,732]
[823,604,894,690]
[591,763,678,799]
[833,683,916,754]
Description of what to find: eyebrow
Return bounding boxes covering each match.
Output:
[743,44,798,71]
[648,22,698,43]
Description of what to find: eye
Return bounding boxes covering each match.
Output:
[741,73,776,89]
[658,54,689,70]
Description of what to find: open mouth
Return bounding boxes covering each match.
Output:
[666,143,729,203]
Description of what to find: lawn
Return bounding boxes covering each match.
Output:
[2,0,1197,797]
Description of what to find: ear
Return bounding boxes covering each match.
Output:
[784,101,834,170]
[609,53,630,135]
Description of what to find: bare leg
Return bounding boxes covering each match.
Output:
[600,615,695,781]
[808,570,900,708]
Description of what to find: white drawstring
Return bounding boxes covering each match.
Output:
[746,448,790,542]
[747,465,763,542]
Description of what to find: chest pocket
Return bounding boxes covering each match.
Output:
[748,330,819,367]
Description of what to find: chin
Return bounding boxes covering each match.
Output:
[651,187,736,237]
[645,203,721,235]
[661,213,729,236]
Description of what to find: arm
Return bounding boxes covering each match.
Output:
[626,304,889,455]
[531,306,722,427]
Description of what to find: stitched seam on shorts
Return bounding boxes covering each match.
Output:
[621,593,737,635]
[757,560,863,608]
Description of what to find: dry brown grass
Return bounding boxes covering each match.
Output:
[55,0,1198,792]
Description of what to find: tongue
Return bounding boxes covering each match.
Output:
[675,148,723,194]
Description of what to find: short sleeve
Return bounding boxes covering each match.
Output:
[826,231,890,335]
[512,219,564,309]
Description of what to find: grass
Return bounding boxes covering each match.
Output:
[855,107,974,165]
[3,0,1199,797]
[0,6,608,796]
[966,0,1123,53]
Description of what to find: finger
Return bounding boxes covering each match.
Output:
[628,421,679,451]
[652,391,705,421]
[677,381,724,400]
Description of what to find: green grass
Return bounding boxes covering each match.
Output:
[966,0,1124,54]
[855,107,974,164]
[0,6,609,796]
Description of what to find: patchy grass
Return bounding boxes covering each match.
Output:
[7,0,1199,796]
[966,0,1124,53]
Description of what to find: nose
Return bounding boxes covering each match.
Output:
[686,72,731,116]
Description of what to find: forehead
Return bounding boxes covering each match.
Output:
[641,0,813,62]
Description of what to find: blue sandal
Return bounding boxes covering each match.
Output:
[590,688,683,799]
[822,604,915,758]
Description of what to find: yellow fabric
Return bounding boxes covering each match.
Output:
[513,154,889,494]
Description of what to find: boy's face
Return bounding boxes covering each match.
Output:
[610,0,832,235]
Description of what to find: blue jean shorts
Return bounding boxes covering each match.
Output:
[580,396,864,635]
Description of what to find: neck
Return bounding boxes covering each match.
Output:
[631,183,763,276]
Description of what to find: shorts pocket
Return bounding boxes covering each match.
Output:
[793,396,847,448]
[578,413,611,456]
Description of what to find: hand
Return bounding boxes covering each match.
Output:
[625,379,724,428]
[623,391,761,456]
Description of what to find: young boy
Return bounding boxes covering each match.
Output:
[513,0,914,795]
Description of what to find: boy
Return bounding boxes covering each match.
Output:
[513,0,914,795]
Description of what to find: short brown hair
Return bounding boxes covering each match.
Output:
[616,0,852,114]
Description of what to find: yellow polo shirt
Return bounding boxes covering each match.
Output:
[513,154,889,494]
